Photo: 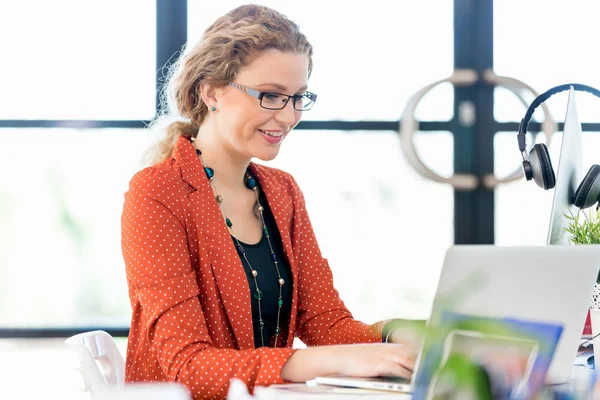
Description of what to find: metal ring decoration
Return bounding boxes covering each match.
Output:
[399,69,479,190]
[399,69,557,190]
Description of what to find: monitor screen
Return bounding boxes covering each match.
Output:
[547,87,584,245]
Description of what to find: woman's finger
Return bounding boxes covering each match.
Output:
[384,345,418,372]
[375,359,413,379]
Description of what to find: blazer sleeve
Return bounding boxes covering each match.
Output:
[121,188,296,399]
[287,176,386,346]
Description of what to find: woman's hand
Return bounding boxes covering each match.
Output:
[333,343,416,379]
[280,343,416,383]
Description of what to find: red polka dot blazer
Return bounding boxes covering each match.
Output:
[121,136,383,399]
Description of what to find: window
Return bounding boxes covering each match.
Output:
[494,0,600,122]
[0,1,156,120]
[0,128,155,327]
[1,1,455,331]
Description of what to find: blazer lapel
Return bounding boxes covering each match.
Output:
[250,163,299,347]
[173,136,254,350]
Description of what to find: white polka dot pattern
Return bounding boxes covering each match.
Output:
[121,136,382,399]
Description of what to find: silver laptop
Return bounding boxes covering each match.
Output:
[315,245,600,393]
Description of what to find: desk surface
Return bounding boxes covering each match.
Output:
[259,383,409,399]
[244,366,598,399]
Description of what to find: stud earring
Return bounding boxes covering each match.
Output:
[211,106,217,112]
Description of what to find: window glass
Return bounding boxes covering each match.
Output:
[0,1,156,120]
[494,0,600,122]
[0,128,155,327]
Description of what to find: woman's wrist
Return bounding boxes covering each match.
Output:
[281,346,340,382]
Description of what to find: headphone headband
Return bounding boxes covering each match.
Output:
[518,83,600,153]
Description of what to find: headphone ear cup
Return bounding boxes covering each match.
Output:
[573,164,600,209]
[529,143,556,190]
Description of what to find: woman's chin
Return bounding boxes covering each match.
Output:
[254,152,280,162]
[252,146,282,162]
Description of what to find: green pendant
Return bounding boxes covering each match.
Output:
[254,289,263,299]
[277,298,283,307]
[226,218,232,228]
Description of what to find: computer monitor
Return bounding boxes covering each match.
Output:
[547,87,585,245]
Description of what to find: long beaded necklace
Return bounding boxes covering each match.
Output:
[194,147,286,347]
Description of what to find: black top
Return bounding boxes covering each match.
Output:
[232,185,293,348]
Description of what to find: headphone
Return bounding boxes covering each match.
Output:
[518,83,600,210]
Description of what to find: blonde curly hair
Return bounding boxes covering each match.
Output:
[149,4,313,164]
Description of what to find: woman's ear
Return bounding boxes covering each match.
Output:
[199,82,219,109]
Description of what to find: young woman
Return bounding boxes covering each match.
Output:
[121,4,417,399]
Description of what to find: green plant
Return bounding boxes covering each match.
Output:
[564,208,600,283]
[564,208,600,245]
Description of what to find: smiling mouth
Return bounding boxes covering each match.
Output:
[257,129,286,145]
[258,129,284,137]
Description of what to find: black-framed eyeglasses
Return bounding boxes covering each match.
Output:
[228,82,317,111]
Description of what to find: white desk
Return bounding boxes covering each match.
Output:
[228,366,597,399]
